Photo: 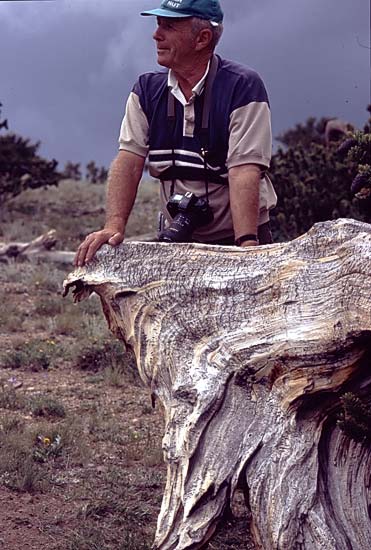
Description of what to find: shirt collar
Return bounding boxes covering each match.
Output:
[168,59,211,97]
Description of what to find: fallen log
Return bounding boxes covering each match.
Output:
[0,230,157,264]
[0,229,75,263]
[0,229,59,259]
[63,218,371,550]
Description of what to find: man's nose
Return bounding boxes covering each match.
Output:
[153,26,163,41]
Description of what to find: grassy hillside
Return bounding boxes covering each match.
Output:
[0,179,254,550]
[0,178,161,249]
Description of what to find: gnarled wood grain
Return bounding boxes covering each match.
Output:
[64,218,371,550]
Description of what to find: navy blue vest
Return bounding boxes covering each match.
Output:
[132,55,269,186]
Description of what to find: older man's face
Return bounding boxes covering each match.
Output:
[153,17,198,70]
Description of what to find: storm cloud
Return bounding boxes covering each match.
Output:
[0,0,369,169]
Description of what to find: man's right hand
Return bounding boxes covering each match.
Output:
[74,150,145,267]
[74,229,124,267]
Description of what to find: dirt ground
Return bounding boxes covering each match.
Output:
[0,353,165,550]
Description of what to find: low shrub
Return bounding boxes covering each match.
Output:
[0,339,57,371]
[29,395,66,418]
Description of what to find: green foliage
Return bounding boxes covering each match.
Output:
[269,112,369,241]
[337,110,371,217]
[62,160,108,183]
[29,395,66,418]
[0,103,61,206]
[74,337,137,378]
[0,102,8,131]
[276,116,329,148]
[86,160,108,184]
[269,141,359,241]
[337,392,371,445]
[0,382,25,410]
[0,339,57,371]
[63,161,82,180]
[0,412,88,493]
[32,433,63,462]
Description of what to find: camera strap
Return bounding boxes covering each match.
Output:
[167,54,219,203]
[167,85,176,197]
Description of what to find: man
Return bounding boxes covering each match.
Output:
[74,0,277,267]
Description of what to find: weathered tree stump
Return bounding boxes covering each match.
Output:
[64,218,371,550]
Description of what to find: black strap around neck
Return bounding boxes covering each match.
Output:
[167,54,219,131]
[166,55,219,201]
[201,54,218,131]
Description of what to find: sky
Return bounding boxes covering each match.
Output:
[0,0,370,171]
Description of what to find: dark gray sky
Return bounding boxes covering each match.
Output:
[0,0,370,170]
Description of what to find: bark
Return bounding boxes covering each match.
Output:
[63,218,371,550]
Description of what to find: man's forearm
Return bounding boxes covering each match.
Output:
[105,150,145,235]
[74,150,145,267]
[229,164,261,245]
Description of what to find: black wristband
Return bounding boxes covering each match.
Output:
[235,233,258,246]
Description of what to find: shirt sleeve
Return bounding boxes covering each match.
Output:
[118,91,149,157]
[227,101,272,170]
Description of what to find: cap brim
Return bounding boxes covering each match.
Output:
[140,8,192,18]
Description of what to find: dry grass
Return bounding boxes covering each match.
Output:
[1,177,160,249]
[0,295,28,332]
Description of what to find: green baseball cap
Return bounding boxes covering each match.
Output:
[141,0,224,26]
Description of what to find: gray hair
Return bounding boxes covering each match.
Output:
[191,17,224,51]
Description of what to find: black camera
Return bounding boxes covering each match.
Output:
[158,192,213,243]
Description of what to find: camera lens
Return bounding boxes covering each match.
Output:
[159,212,198,243]
[158,193,214,243]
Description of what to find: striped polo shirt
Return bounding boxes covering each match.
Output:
[119,54,277,242]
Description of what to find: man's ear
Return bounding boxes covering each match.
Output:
[195,28,213,51]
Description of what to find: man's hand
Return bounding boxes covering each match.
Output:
[74,229,124,267]
[74,150,145,267]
